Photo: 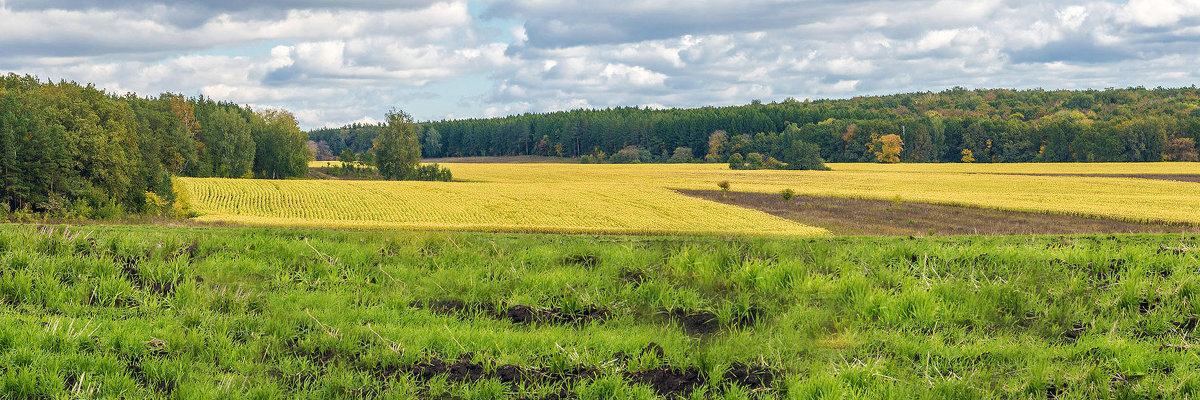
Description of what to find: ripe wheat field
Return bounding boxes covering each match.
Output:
[177,162,1200,235]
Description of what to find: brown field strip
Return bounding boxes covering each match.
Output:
[979,173,1200,184]
[679,189,1200,236]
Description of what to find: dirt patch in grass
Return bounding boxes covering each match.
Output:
[381,349,777,399]
[670,309,720,335]
[376,353,591,399]
[985,173,1200,184]
[623,349,777,397]
[666,308,761,336]
[724,362,776,389]
[409,300,611,325]
[679,190,1200,236]
[626,367,705,397]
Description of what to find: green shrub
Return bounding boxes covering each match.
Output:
[412,164,453,182]
[728,153,745,170]
[609,146,651,164]
[746,153,765,169]
[779,139,830,170]
[12,206,35,222]
[781,188,795,201]
[69,199,94,220]
[94,200,124,220]
[668,147,694,163]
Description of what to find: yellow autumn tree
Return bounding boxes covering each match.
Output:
[961,148,975,163]
[705,130,728,162]
[871,134,904,163]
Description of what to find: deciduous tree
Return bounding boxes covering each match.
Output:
[872,134,904,163]
[1164,137,1199,162]
[374,109,421,180]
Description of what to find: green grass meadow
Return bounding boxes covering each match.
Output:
[2,224,1199,399]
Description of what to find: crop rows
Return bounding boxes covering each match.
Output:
[177,178,822,235]
[826,161,1200,175]
[445,163,1200,225]
[180,162,1200,234]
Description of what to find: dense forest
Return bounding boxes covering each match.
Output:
[316,86,1200,164]
[0,74,310,216]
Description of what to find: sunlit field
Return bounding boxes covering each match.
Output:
[179,162,1200,235]
[826,162,1200,175]
[177,178,822,236]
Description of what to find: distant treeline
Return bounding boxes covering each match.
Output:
[315,87,1200,164]
[0,74,309,216]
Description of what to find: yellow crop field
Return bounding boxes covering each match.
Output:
[177,177,825,236]
[826,162,1200,175]
[442,163,1200,224]
[179,162,1200,235]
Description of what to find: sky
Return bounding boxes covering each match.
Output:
[2,0,1199,130]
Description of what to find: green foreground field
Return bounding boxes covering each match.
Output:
[3,224,1200,398]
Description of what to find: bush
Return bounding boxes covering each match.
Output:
[746,153,765,170]
[779,139,830,170]
[144,191,168,216]
[94,200,124,220]
[728,153,745,170]
[12,206,35,223]
[668,147,694,163]
[68,199,93,220]
[781,188,795,201]
[359,151,377,167]
[38,194,69,219]
[717,180,730,196]
[413,164,453,182]
[609,146,651,164]
[171,180,195,218]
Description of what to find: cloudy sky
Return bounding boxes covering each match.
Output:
[2,0,1199,129]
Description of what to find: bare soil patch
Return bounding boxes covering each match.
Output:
[667,308,761,336]
[680,190,1200,236]
[626,367,704,397]
[409,300,611,325]
[372,346,778,398]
